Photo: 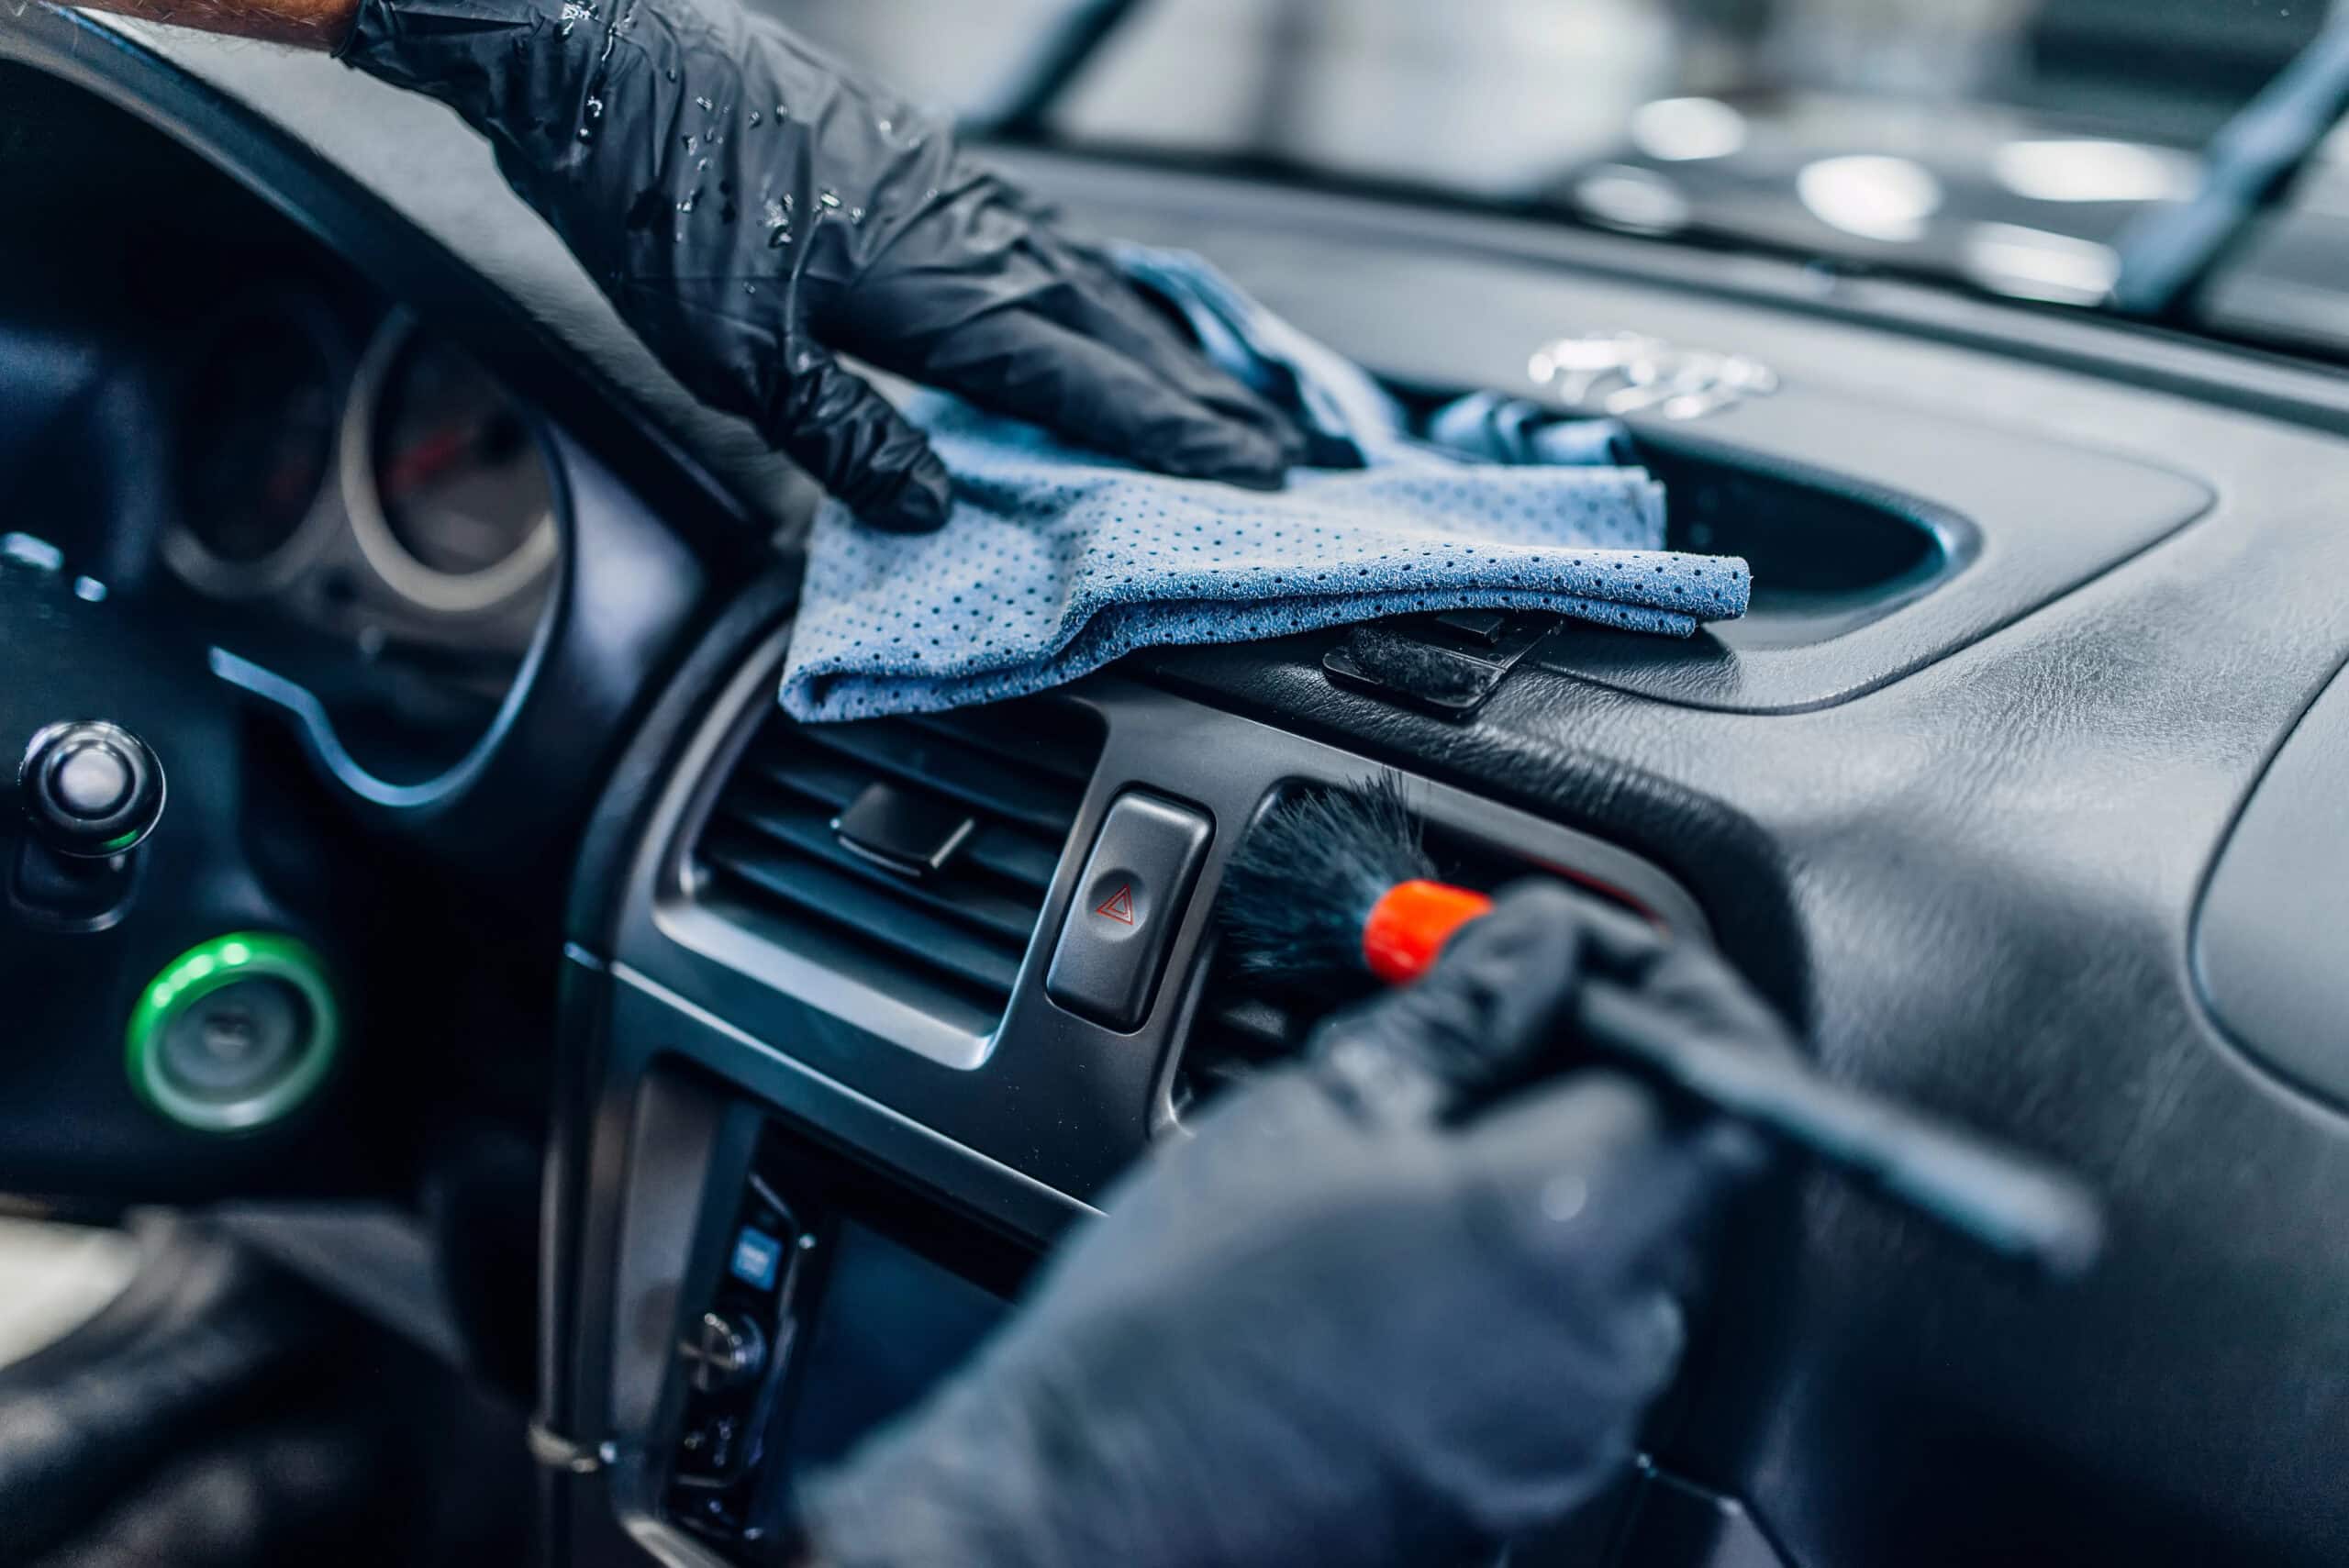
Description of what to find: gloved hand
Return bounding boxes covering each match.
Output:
[796,884,1785,1568]
[340,0,1305,531]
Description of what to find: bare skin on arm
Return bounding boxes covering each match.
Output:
[63,0,355,50]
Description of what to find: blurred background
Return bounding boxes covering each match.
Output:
[757,0,2349,354]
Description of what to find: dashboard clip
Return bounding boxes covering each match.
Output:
[1322,614,1549,719]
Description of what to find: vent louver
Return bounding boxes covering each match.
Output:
[691,700,1104,1029]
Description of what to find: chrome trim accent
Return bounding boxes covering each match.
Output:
[609,961,1102,1219]
[527,1419,607,1474]
[340,310,559,616]
[1528,331,1779,420]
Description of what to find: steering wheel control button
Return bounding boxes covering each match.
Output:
[126,933,340,1133]
[681,1309,767,1396]
[19,719,166,858]
[1044,793,1212,1032]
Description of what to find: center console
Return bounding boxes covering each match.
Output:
[547,582,1746,1568]
[659,1119,1029,1556]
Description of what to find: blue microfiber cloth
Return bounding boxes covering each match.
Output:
[778,249,1749,722]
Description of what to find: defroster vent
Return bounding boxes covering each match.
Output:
[691,700,1105,1029]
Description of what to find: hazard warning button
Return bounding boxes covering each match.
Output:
[1045,792,1212,1032]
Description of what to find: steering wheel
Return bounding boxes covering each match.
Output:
[0,436,702,1196]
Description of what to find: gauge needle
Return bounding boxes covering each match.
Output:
[382,425,475,497]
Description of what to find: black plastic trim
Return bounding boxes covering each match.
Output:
[210,428,705,857]
[600,606,1710,1201]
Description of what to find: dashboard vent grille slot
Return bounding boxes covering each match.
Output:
[692,700,1104,1027]
[1178,788,1653,1116]
[1176,981,1309,1113]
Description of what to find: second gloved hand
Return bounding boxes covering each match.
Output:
[796,884,1784,1568]
[341,0,1305,531]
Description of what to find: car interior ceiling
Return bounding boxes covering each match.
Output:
[6,4,2349,1566]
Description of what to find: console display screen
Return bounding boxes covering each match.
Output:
[773,1219,1010,1478]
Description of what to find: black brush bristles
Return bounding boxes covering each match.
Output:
[1219,773,1436,989]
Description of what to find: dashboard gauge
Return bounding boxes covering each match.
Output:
[162,299,346,595]
[343,314,559,616]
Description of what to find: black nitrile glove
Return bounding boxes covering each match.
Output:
[796,884,1784,1568]
[340,0,1304,531]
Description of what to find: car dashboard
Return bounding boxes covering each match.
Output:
[7,9,2349,1568]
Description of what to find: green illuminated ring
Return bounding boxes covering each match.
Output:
[125,933,340,1133]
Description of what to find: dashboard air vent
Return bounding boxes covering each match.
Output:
[691,700,1104,1029]
[1176,978,1310,1115]
[1176,789,1656,1116]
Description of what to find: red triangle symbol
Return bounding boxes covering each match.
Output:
[1095,884,1135,924]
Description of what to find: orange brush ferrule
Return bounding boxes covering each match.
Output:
[1361,880,1494,984]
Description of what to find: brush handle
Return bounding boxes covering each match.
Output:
[1365,882,1495,984]
[1578,984,2103,1278]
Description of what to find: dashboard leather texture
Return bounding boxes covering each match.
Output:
[1061,166,2349,1565]
[1020,160,2229,714]
[1138,544,2349,1565]
[32,16,2349,1567]
[1533,395,2211,711]
[2195,652,2349,1113]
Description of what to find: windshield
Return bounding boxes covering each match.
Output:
[760,0,2349,358]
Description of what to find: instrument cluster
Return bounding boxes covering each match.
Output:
[161,298,562,789]
[164,298,556,621]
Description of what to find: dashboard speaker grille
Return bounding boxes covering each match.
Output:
[690,700,1104,1028]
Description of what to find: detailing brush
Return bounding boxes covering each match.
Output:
[1219,776,2104,1280]
[1219,773,1490,988]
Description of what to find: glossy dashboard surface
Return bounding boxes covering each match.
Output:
[14,13,2349,1568]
